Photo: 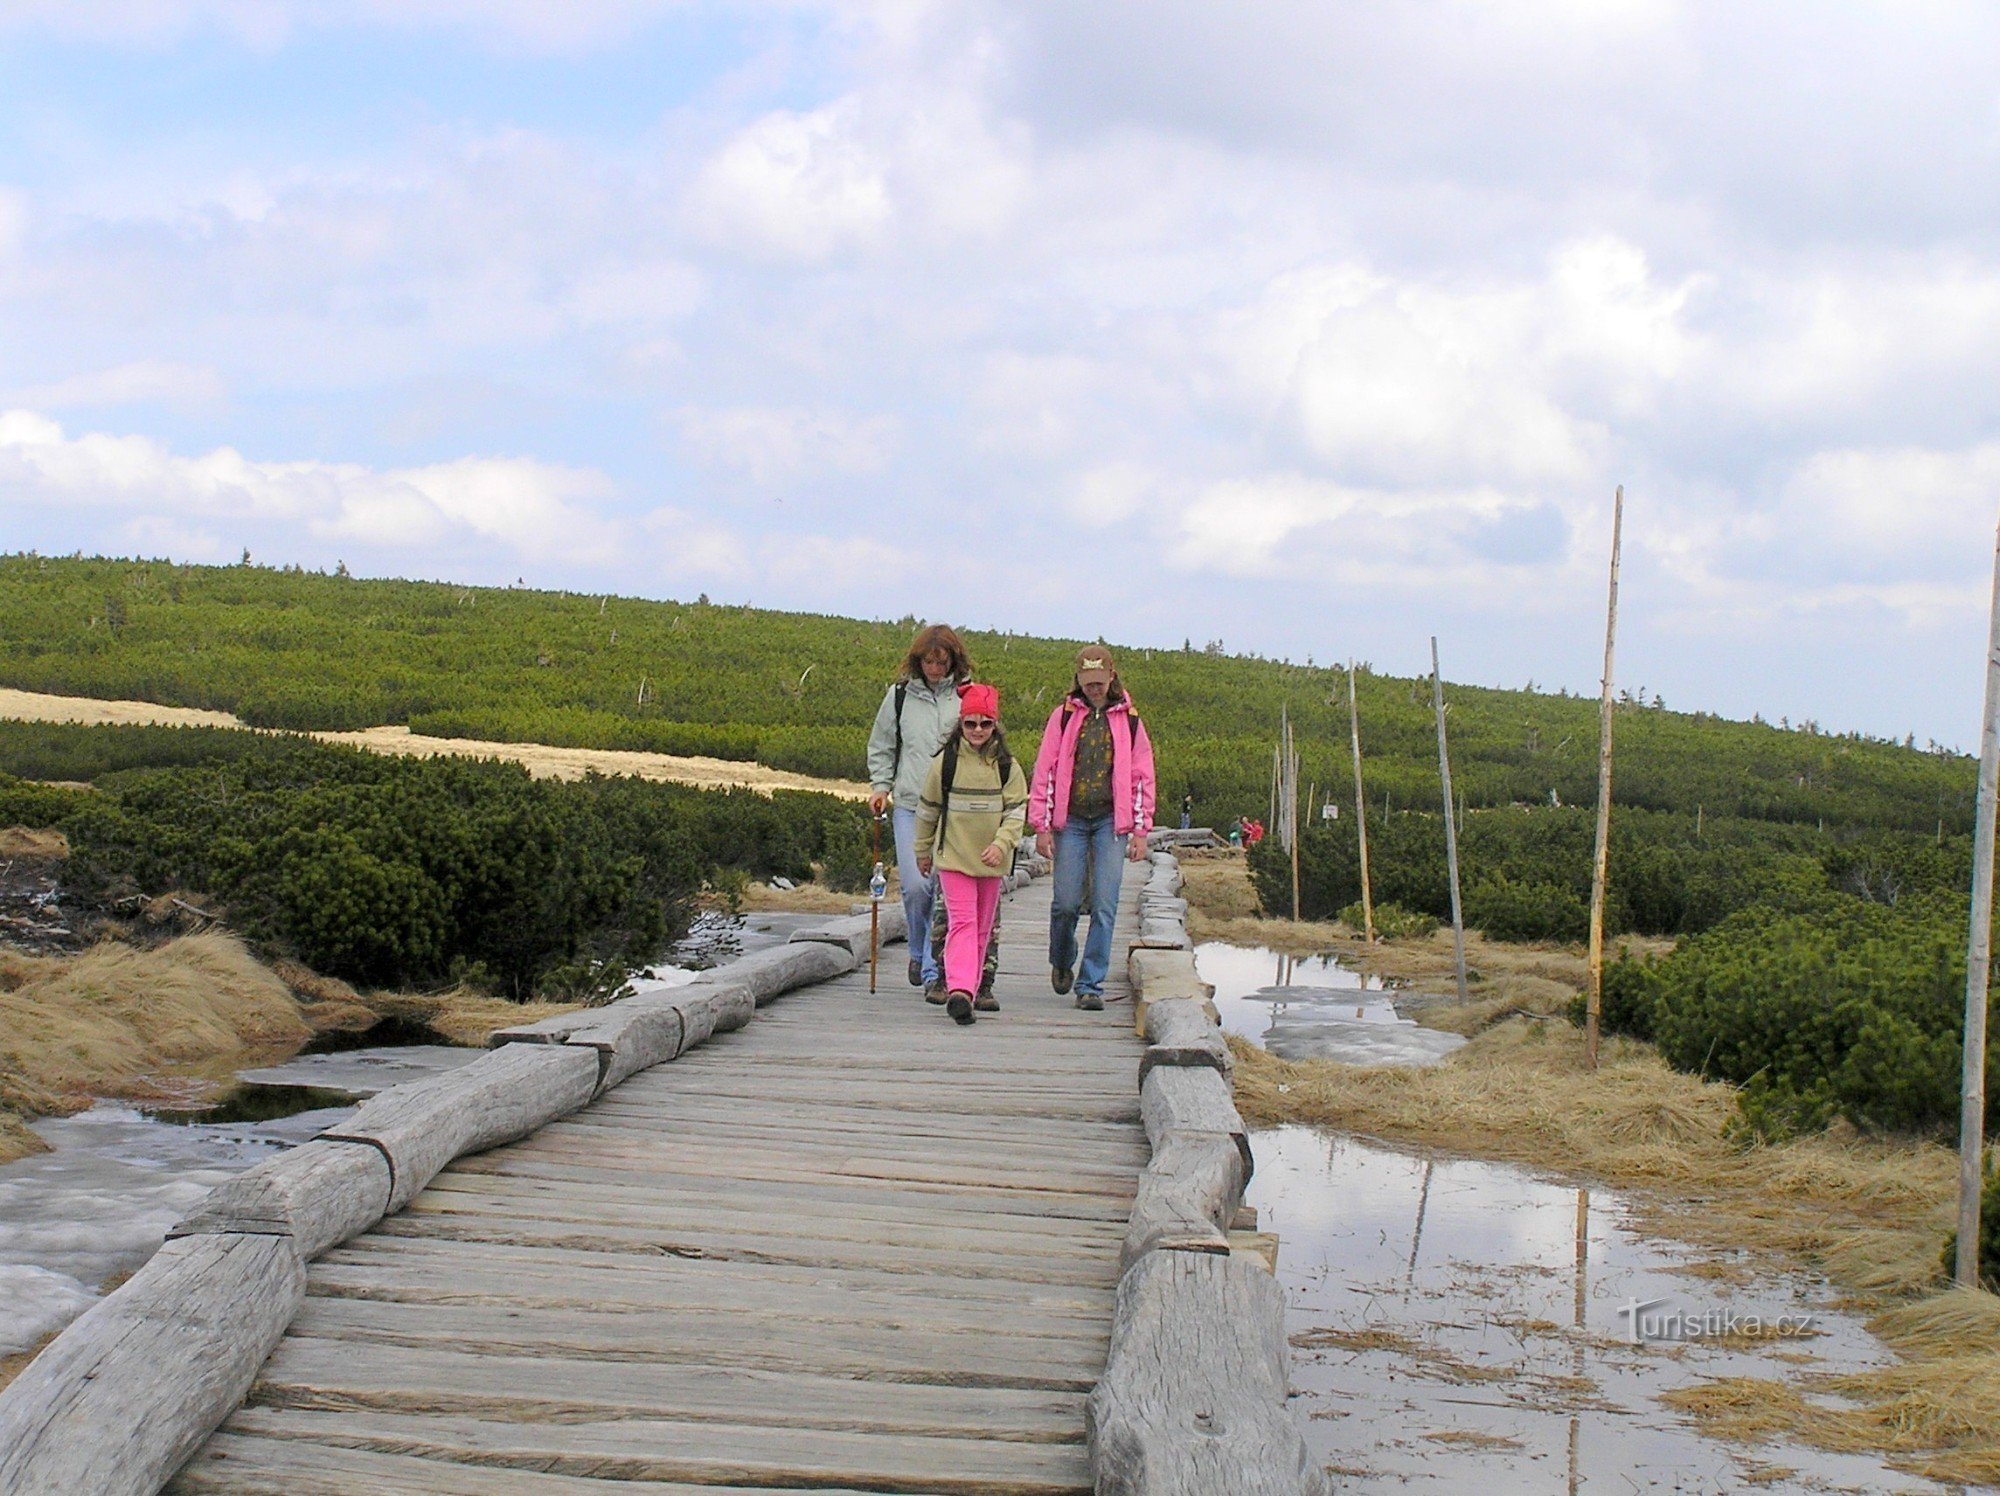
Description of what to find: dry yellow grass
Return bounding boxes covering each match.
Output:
[732,881,866,915]
[354,986,583,1048]
[0,1110,47,1165]
[0,826,67,856]
[0,931,312,1111]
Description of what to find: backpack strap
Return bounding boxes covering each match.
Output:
[938,737,958,842]
[891,682,908,776]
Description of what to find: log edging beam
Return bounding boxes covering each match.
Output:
[1098,847,1324,1494]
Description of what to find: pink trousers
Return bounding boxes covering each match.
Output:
[937,869,1002,996]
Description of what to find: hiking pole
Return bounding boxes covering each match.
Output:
[868,808,887,993]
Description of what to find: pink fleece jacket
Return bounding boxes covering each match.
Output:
[1027,694,1157,838]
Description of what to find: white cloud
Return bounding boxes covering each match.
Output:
[5,361,227,414]
[0,410,623,564]
[563,261,706,329]
[676,405,898,484]
[1169,472,1571,591]
[687,104,894,263]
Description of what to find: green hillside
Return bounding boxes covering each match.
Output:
[0,554,1975,834]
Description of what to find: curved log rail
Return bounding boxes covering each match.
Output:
[1089,847,1326,1495]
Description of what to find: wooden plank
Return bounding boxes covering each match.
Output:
[1086,1252,1324,1496]
[249,1338,1086,1442]
[317,1235,1115,1317]
[173,1432,898,1495]
[280,1298,1107,1391]
[365,1208,1120,1286]
[0,1234,306,1496]
[209,1406,1094,1495]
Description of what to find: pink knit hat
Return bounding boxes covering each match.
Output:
[958,682,999,720]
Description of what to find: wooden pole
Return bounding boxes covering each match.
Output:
[1287,712,1301,922]
[1348,662,1377,943]
[1430,637,1469,1005]
[1586,486,1625,1070]
[1956,510,2000,1287]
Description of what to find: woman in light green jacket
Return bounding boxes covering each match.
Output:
[865,625,969,990]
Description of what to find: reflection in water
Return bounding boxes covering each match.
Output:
[1251,1125,1954,1495]
[1195,941,1465,1066]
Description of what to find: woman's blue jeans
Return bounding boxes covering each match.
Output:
[1049,813,1127,996]
[892,807,939,983]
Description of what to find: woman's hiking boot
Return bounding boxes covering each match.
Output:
[924,978,946,1004]
[946,991,976,1025]
[1074,991,1104,1011]
[907,958,924,987]
[1050,965,1074,995]
[973,990,999,1012]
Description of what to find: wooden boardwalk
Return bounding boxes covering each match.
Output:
[172,876,1145,1494]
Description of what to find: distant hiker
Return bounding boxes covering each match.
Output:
[1029,647,1157,1011]
[1180,792,1193,831]
[867,625,969,991]
[913,684,1027,1026]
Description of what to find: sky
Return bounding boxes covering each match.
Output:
[3,2,1999,748]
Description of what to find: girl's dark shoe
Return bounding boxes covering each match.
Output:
[946,992,975,1025]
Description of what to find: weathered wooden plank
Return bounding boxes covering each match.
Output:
[1119,1132,1249,1268]
[685,940,854,1005]
[173,1432,894,1495]
[281,1298,1108,1390]
[368,1207,1120,1286]
[169,1137,393,1258]
[322,1043,601,1212]
[447,1154,1136,1224]
[419,1172,1128,1242]
[307,1260,1110,1342]
[209,1405,1096,1494]
[247,1337,1087,1441]
[1086,1251,1324,1496]
[318,1235,1115,1317]
[0,1234,306,1496]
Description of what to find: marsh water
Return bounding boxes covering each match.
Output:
[0,909,823,1357]
[1207,941,1970,1493]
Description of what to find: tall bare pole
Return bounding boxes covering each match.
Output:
[1956,511,2000,1287]
[1286,709,1301,921]
[1430,637,1469,1005]
[1586,487,1625,1070]
[1347,661,1377,943]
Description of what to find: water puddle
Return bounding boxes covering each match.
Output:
[1195,940,1465,1067]
[1251,1127,1958,1492]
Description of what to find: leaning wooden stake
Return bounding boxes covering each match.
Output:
[1348,662,1376,942]
[1586,486,1625,1070]
[1957,510,2000,1288]
[1429,637,1469,1005]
